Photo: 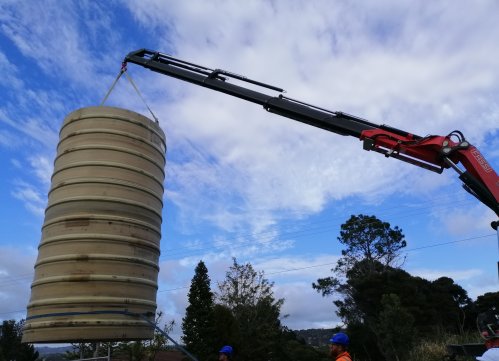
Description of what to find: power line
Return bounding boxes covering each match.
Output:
[2,233,495,317]
[159,199,477,260]
[254,233,495,276]
[0,199,489,287]
[155,233,496,293]
[157,286,189,293]
[405,234,493,252]
[0,231,493,290]
[160,197,475,256]
[0,309,25,316]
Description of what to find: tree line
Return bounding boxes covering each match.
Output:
[182,214,498,361]
[3,213,497,361]
[312,214,498,361]
[181,259,327,361]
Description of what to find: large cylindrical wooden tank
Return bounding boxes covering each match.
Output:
[23,106,166,343]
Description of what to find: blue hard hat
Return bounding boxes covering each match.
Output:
[330,332,349,346]
[219,345,233,355]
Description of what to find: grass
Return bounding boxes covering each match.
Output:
[406,332,483,361]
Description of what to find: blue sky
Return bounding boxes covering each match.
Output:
[0,0,498,342]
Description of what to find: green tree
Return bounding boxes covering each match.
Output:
[311,214,408,360]
[217,258,284,361]
[182,260,215,361]
[312,215,478,360]
[144,313,175,361]
[115,342,145,361]
[474,291,499,314]
[114,312,175,361]
[211,304,241,354]
[313,214,406,298]
[374,294,415,361]
[0,319,39,361]
[64,343,95,360]
[429,277,472,334]
[474,291,499,339]
[313,214,407,325]
[275,328,329,361]
[65,343,118,360]
[320,261,476,360]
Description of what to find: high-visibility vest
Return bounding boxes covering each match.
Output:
[336,351,352,361]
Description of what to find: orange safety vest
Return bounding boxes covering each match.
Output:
[336,351,352,361]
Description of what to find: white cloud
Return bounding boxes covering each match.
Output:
[0,1,120,89]
[254,255,343,329]
[1,0,498,336]
[430,203,496,236]
[408,265,499,300]
[10,158,22,169]
[121,0,499,236]
[277,282,341,330]
[463,275,499,300]
[123,2,499,334]
[29,155,53,187]
[0,50,23,89]
[0,246,36,321]
[156,253,342,339]
[5,116,58,149]
[2,1,497,237]
[11,180,47,217]
[254,255,339,281]
[411,267,483,283]
[0,130,15,148]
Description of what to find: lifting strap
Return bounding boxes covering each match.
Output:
[100,63,159,123]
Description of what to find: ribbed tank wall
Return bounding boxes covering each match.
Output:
[23,106,166,343]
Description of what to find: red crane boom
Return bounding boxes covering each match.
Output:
[124,49,498,220]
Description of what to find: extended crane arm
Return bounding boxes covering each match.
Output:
[124,49,498,217]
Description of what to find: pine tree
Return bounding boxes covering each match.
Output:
[182,261,215,361]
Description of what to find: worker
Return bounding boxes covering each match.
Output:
[477,309,499,360]
[219,345,233,361]
[477,335,499,361]
[329,332,352,361]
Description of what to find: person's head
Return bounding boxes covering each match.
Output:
[219,345,233,361]
[329,332,349,358]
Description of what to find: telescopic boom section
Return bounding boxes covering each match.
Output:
[124,49,498,217]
